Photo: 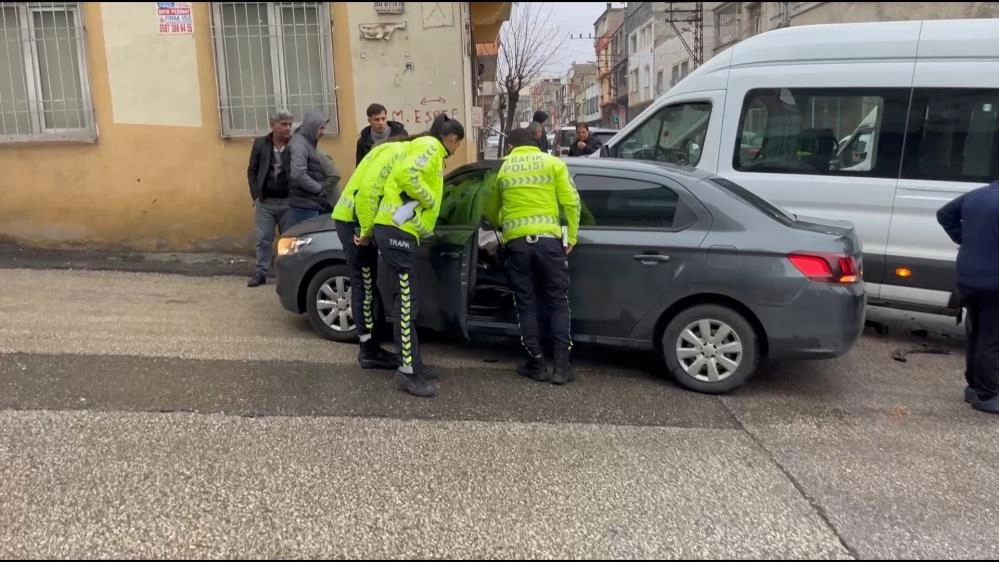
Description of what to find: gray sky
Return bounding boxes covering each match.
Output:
[541,2,622,75]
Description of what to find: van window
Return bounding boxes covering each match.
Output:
[734,88,910,178]
[609,102,711,166]
[573,174,684,229]
[901,88,999,184]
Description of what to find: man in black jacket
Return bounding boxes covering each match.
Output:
[568,122,602,157]
[356,103,408,165]
[529,110,550,153]
[937,180,999,414]
[246,110,294,287]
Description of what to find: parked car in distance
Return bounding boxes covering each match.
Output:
[551,125,618,156]
[275,158,866,394]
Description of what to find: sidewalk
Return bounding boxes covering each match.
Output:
[0,241,254,277]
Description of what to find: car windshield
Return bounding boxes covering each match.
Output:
[708,177,795,226]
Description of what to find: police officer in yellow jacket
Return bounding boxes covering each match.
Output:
[331,133,409,370]
[488,127,582,384]
[372,115,465,398]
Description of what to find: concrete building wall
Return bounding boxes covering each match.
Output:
[0,2,507,252]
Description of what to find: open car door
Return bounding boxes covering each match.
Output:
[376,164,498,340]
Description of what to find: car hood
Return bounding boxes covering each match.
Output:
[283,214,337,237]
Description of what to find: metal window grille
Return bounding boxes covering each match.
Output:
[0,2,95,142]
[210,2,338,138]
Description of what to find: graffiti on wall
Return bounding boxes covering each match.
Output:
[388,96,460,127]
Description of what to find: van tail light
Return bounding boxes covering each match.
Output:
[788,253,860,284]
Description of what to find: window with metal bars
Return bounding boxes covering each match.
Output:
[0,1,95,142]
[210,2,337,138]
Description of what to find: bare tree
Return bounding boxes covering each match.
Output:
[496,3,568,151]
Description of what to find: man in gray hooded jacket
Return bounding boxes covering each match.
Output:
[289,110,341,225]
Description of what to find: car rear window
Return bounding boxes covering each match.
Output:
[708,177,795,226]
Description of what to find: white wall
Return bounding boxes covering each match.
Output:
[347,2,471,137]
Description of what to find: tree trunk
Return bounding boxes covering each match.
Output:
[502,91,520,155]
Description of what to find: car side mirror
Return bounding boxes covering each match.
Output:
[599,143,611,157]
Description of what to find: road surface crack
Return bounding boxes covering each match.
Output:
[719,398,859,560]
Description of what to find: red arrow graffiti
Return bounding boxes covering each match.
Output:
[420,96,447,105]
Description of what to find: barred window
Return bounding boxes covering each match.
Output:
[0,2,95,142]
[210,2,338,138]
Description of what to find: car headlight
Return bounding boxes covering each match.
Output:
[277,236,312,256]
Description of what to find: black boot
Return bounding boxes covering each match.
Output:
[396,370,437,398]
[517,354,549,382]
[551,352,576,385]
[358,339,401,370]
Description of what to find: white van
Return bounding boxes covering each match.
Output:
[596,18,999,317]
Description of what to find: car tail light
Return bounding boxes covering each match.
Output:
[788,253,860,284]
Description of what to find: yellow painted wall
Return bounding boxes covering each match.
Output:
[0,2,501,251]
[0,2,359,252]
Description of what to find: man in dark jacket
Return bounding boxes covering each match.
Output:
[937,181,999,414]
[567,122,602,157]
[289,110,340,225]
[356,103,408,165]
[246,110,295,287]
[530,110,550,153]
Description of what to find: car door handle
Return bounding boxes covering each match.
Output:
[632,253,670,264]
[440,251,461,259]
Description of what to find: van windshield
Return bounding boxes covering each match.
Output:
[708,177,795,226]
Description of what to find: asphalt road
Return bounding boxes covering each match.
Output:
[1,268,996,559]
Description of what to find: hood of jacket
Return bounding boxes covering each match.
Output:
[298,110,328,144]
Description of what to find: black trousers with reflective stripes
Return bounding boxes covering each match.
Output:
[504,236,572,359]
[373,225,423,375]
[335,220,380,343]
[961,285,999,400]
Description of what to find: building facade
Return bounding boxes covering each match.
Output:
[0,1,510,251]
[593,4,626,129]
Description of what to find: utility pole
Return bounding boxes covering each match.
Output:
[665,2,703,68]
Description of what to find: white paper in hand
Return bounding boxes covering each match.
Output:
[393,200,420,225]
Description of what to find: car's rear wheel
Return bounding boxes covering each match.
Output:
[305,264,359,342]
[661,304,759,394]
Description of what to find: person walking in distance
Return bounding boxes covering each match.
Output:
[487,127,581,384]
[246,110,295,287]
[937,180,999,414]
[330,133,410,370]
[356,103,408,165]
[372,115,465,397]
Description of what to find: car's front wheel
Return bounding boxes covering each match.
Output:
[661,304,760,394]
[305,264,359,342]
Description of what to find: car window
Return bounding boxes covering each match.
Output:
[733,87,909,178]
[611,102,711,165]
[573,174,681,229]
[437,169,498,227]
[902,88,999,184]
[708,177,794,226]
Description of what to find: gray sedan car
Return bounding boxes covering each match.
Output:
[275,158,865,394]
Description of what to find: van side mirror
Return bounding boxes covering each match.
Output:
[599,143,611,157]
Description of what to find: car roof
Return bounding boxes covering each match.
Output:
[448,156,714,183]
[557,126,618,132]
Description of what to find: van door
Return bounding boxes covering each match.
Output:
[887,88,999,311]
[715,60,916,302]
[602,93,725,172]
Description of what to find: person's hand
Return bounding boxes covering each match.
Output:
[565,244,574,255]
[354,235,372,246]
[576,141,586,150]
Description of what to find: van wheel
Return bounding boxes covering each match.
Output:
[661,304,760,394]
[305,264,359,342]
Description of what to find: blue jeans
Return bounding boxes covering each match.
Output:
[290,207,324,226]
[254,198,294,277]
